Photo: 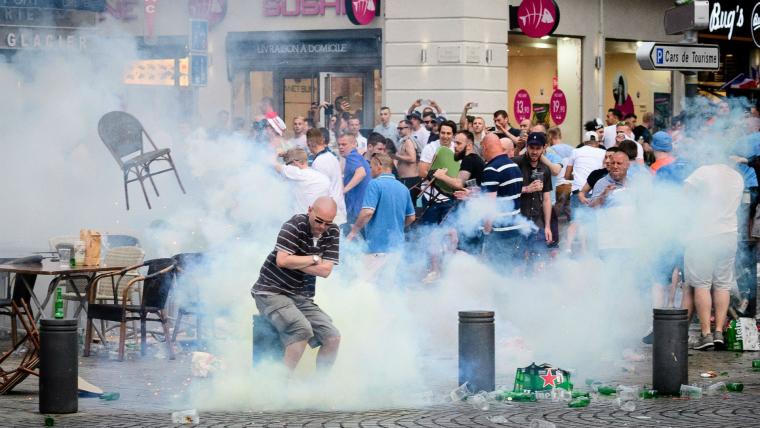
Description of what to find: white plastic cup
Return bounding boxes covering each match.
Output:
[58,248,71,268]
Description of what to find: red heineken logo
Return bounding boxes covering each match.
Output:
[540,368,559,387]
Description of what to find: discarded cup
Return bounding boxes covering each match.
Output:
[487,415,509,424]
[171,409,199,424]
[705,382,726,396]
[615,398,636,411]
[726,382,744,392]
[99,392,120,401]
[679,384,702,399]
[468,392,490,411]
[528,420,556,428]
[450,382,471,402]
[616,385,640,402]
[568,397,590,408]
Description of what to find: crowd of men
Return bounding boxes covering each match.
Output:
[227,96,760,371]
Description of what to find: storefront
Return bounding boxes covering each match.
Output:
[226,29,382,128]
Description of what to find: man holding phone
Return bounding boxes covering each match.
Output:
[513,132,553,265]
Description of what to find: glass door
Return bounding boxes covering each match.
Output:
[319,72,366,126]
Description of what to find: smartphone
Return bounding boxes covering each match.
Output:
[470,102,479,108]
[421,99,431,105]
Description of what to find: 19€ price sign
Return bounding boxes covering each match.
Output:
[513,89,532,122]
[550,89,567,125]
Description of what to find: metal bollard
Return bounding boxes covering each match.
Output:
[458,311,495,392]
[252,315,284,367]
[39,319,78,414]
[652,308,688,396]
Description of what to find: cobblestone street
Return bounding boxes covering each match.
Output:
[1,338,758,427]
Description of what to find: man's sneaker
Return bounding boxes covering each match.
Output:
[692,333,714,351]
[713,331,725,350]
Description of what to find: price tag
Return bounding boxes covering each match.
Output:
[513,89,532,122]
[550,89,567,125]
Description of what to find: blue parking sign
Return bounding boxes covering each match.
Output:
[655,48,664,65]
[190,54,208,86]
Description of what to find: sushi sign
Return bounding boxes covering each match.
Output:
[515,0,560,38]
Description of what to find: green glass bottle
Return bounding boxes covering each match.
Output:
[513,368,526,392]
[752,360,760,369]
[639,389,658,399]
[596,385,616,395]
[571,391,590,398]
[726,383,744,392]
[500,391,536,402]
[568,397,590,408]
[54,286,64,319]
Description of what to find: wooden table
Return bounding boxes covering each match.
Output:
[0,260,127,321]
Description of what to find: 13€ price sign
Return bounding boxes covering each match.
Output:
[513,89,532,122]
[550,89,567,125]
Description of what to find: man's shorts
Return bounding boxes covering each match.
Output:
[569,192,592,223]
[684,233,737,291]
[253,293,340,348]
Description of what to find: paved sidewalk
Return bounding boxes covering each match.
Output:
[0,338,759,427]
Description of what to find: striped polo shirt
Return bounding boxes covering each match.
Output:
[481,154,523,232]
[252,214,340,298]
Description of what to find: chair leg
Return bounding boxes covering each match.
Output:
[140,317,147,356]
[171,311,183,343]
[167,155,186,194]
[160,311,175,360]
[123,171,130,211]
[118,320,127,362]
[145,166,160,197]
[10,313,17,347]
[84,317,93,357]
[137,176,152,209]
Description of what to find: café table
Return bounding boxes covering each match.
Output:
[0,259,127,321]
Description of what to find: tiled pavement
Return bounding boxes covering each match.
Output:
[0,338,759,427]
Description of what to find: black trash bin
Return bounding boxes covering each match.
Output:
[652,308,688,396]
[39,319,78,414]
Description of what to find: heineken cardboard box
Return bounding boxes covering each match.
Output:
[513,363,573,398]
[726,317,760,351]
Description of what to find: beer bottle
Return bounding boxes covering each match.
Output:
[54,286,64,319]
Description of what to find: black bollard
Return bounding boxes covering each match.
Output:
[252,315,284,367]
[458,311,495,392]
[39,319,78,414]
[652,308,688,396]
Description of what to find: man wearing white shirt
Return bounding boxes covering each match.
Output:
[603,108,623,149]
[306,129,347,225]
[407,111,430,154]
[288,116,308,150]
[348,116,368,154]
[274,148,330,215]
[564,131,606,253]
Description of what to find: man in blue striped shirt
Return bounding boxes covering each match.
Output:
[480,134,524,265]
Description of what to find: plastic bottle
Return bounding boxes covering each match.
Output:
[567,396,590,408]
[54,287,64,319]
[171,409,199,424]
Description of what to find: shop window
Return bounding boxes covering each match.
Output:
[251,71,274,120]
[604,40,671,124]
[283,77,317,125]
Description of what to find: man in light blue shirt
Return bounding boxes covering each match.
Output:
[372,106,398,147]
[348,153,416,254]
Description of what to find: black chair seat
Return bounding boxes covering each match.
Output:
[88,303,161,322]
[122,148,171,169]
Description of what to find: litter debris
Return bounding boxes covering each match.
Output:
[528,419,556,428]
[44,416,54,426]
[499,391,537,402]
[705,382,726,396]
[191,352,223,378]
[571,391,590,399]
[752,360,760,369]
[171,409,199,424]
[568,396,590,408]
[622,348,645,362]
[513,363,572,400]
[595,385,617,395]
[99,392,120,401]
[633,416,652,420]
[639,389,658,399]
[679,384,702,399]
[726,382,744,392]
[615,397,636,411]
[468,391,490,411]
[450,382,471,402]
[700,371,719,378]
[487,415,509,424]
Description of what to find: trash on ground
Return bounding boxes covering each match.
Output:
[639,389,658,399]
[726,382,744,392]
[568,396,590,408]
[487,415,509,424]
[705,382,726,396]
[468,391,490,411]
[700,371,719,378]
[752,360,760,369]
[171,409,199,424]
[622,348,645,362]
[594,385,617,395]
[450,382,471,402]
[615,397,636,411]
[616,385,640,401]
[633,416,652,420]
[191,351,223,378]
[44,416,54,426]
[99,392,120,401]
[571,390,590,399]
[679,384,702,399]
[499,391,537,402]
[726,318,760,351]
[528,419,556,428]
[513,363,572,400]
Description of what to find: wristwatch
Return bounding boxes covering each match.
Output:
[312,255,320,265]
